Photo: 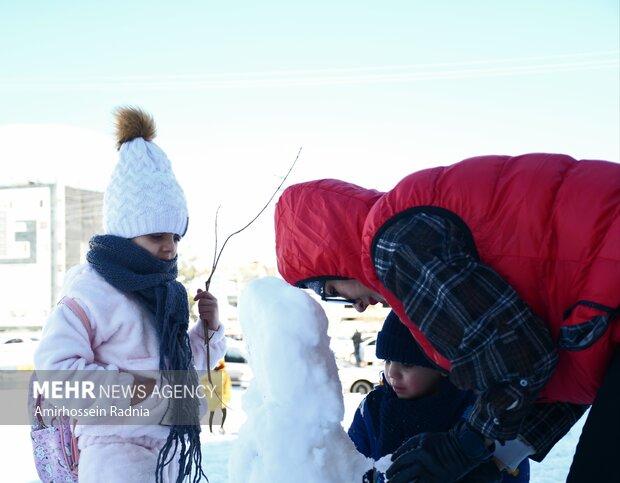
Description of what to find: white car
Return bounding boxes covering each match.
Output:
[0,333,40,370]
[337,360,383,394]
[223,338,253,388]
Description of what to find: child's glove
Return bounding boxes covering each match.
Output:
[386,422,494,483]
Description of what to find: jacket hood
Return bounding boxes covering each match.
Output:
[274,178,384,288]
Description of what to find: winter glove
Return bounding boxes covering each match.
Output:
[386,422,494,483]
[457,461,502,483]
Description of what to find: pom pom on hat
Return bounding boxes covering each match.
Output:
[103,106,189,239]
[114,106,156,149]
[376,311,435,368]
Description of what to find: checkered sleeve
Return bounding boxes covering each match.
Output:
[520,402,588,459]
[373,212,560,445]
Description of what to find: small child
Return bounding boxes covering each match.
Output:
[348,311,529,482]
[34,107,226,483]
[204,359,232,434]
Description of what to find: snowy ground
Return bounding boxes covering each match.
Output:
[6,383,587,482]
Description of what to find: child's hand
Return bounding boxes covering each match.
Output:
[194,288,220,331]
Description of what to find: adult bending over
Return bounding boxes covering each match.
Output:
[274,153,619,482]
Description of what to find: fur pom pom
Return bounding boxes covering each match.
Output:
[114,106,156,150]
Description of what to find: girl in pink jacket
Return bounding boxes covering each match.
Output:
[34,107,226,482]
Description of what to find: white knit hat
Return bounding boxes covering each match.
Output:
[103,107,189,238]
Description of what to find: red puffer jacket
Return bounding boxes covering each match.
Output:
[275,153,620,404]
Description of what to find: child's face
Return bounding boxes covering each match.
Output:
[131,233,180,261]
[385,361,444,399]
[323,279,385,312]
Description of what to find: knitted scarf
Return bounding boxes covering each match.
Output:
[87,235,204,483]
[368,377,473,459]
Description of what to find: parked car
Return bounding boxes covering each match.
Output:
[329,334,356,361]
[0,333,40,369]
[223,338,253,388]
[337,360,383,394]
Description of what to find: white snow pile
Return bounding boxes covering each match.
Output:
[228,276,374,482]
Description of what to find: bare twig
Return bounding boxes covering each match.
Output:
[205,205,221,291]
[201,147,302,355]
[204,147,302,289]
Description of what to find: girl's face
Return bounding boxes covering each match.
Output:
[385,361,444,399]
[323,279,386,312]
[131,233,180,261]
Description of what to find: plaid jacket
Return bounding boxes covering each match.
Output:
[373,212,587,457]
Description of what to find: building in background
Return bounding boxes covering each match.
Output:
[0,183,102,329]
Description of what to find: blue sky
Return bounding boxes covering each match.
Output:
[1,0,618,265]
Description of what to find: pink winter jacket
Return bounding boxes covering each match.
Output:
[34,263,227,442]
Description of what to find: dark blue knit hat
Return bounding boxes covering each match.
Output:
[375,311,434,368]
